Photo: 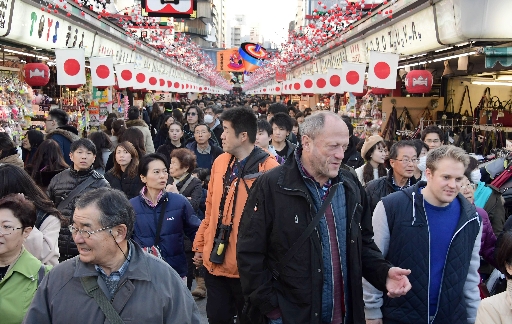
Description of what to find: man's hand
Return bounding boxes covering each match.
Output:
[366,319,383,324]
[386,267,412,298]
[193,252,203,268]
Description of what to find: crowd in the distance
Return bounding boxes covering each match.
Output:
[0,95,511,324]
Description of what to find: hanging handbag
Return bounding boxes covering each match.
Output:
[491,98,512,127]
[475,87,492,125]
[457,85,473,124]
[437,97,455,121]
[382,106,398,142]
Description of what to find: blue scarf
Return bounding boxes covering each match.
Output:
[474,182,493,208]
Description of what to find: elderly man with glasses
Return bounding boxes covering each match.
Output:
[23,187,201,324]
[365,140,419,215]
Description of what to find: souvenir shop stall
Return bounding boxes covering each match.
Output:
[0,0,230,138]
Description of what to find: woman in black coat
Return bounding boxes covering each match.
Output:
[104,141,144,199]
[156,121,185,165]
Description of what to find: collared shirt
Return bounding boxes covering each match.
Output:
[391,175,411,191]
[95,245,132,300]
[140,187,165,208]
[196,144,211,154]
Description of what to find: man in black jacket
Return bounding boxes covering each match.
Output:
[47,138,110,262]
[365,140,418,215]
[341,116,364,169]
[237,112,411,324]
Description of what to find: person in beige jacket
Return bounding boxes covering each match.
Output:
[476,230,512,324]
[0,164,62,265]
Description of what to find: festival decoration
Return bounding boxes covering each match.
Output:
[340,62,366,93]
[238,43,268,72]
[55,48,86,86]
[23,63,50,88]
[90,56,115,89]
[367,51,399,89]
[405,70,433,94]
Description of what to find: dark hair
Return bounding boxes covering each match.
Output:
[172,109,184,125]
[0,194,37,229]
[341,116,354,136]
[138,153,169,176]
[104,117,116,134]
[112,119,126,137]
[74,188,136,239]
[295,112,305,119]
[267,103,288,116]
[192,167,210,190]
[304,108,313,117]
[163,102,172,113]
[127,106,140,120]
[464,156,479,179]
[421,125,443,142]
[185,106,204,125]
[0,164,63,223]
[48,108,69,126]
[28,139,69,180]
[362,141,387,184]
[159,115,175,132]
[291,118,299,128]
[269,112,293,132]
[496,230,512,279]
[288,107,298,115]
[170,148,197,173]
[26,130,45,150]
[0,132,16,159]
[151,103,162,121]
[412,139,429,157]
[194,123,210,133]
[112,141,139,179]
[389,140,417,160]
[70,138,97,155]
[257,119,273,136]
[88,131,113,170]
[220,107,257,143]
[119,128,146,159]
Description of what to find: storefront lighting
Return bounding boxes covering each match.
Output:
[2,48,49,60]
[472,81,512,86]
[398,52,476,69]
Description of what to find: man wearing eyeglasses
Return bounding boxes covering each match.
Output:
[421,125,443,150]
[24,188,202,324]
[365,140,419,215]
[364,145,481,324]
[186,123,223,170]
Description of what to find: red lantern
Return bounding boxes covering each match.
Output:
[23,63,50,88]
[405,70,433,94]
[352,81,368,98]
[371,87,392,96]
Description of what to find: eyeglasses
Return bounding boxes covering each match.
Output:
[187,112,197,116]
[461,183,476,191]
[425,139,441,144]
[68,225,112,239]
[394,158,420,164]
[0,225,23,236]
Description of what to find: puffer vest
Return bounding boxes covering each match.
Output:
[380,182,480,324]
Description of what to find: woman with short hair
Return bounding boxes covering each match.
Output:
[0,194,52,324]
[130,153,201,280]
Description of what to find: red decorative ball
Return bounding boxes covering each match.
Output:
[405,70,433,94]
[23,63,50,88]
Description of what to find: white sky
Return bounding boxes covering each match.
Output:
[225,0,297,46]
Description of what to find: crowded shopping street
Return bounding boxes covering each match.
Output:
[1,0,512,323]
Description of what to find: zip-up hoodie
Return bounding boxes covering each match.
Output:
[363,181,482,324]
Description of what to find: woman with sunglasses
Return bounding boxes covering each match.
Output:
[183,106,204,144]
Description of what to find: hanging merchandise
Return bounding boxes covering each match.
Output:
[23,63,50,88]
[491,97,512,127]
[436,97,455,121]
[368,51,399,89]
[90,57,115,89]
[405,70,433,94]
[55,48,86,86]
[474,87,492,125]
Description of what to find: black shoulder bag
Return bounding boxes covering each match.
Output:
[271,185,338,279]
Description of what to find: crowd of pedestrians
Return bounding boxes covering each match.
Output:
[0,95,511,323]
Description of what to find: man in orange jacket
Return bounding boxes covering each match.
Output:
[193,107,279,324]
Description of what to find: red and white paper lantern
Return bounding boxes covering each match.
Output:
[405,70,433,94]
[23,63,50,88]
[368,51,399,89]
[90,57,115,89]
[340,62,366,93]
[55,48,86,86]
